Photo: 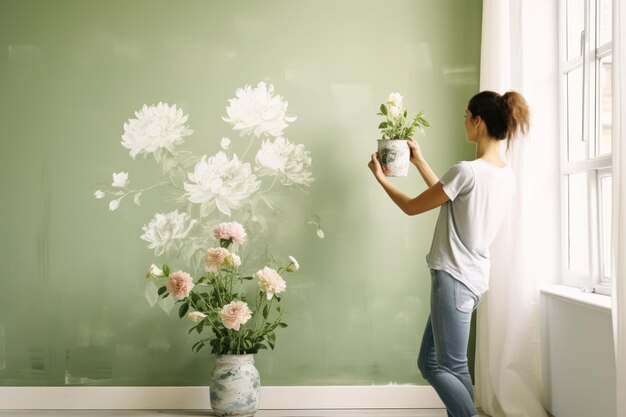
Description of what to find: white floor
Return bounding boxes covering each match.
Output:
[0,411,491,417]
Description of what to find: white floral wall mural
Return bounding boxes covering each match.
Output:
[94,82,322,313]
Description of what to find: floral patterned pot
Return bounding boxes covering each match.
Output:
[210,354,260,417]
[377,139,410,177]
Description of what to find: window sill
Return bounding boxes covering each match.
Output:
[540,284,612,312]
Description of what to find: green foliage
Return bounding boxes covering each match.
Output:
[147,235,297,355]
[377,99,430,140]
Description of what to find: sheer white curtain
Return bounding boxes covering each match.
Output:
[612,0,626,416]
[474,1,560,416]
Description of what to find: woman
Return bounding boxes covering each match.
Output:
[368,90,529,417]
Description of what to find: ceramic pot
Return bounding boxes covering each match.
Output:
[209,354,260,417]
[377,139,410,176]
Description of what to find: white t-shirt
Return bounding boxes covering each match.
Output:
[425,159,516,296]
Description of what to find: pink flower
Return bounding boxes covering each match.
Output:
[203,247,231,272]
[166,271,195,300]
[213,222,247,244]
[256,266,286,300]
[219,301,252,331]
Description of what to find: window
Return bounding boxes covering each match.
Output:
[559,0,612,295]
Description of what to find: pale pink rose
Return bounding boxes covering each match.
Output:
[166,271,195,300]
[256,266,286,300]
[203,247,231,273]
[213,222,247,244]
[219,301,252,331]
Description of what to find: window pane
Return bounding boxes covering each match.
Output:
[598,55,612,155]
[567,68,586,161]
[567,0,585,60]
[598,0,612,46]
[568,173,589,273]
[599,174,612,279]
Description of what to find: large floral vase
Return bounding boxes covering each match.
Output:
[377,139,410,177]
[210,354,260,417]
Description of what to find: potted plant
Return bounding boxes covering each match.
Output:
[377,92,430,176]
[146,221,298,417]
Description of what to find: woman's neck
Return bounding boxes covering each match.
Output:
[475,135,504,162]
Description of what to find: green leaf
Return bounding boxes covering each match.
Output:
[378,122,388,129]
[275,295,281,302]
[178,302,190,318]
[380,104,387,115]
[263,304,269,319]
[162,264,170,276]
[278,322,288,328]
[242,276,254,280]
[157,286,167,296]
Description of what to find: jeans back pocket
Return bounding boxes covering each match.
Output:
[453,279,477,313]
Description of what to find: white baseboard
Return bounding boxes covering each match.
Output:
[0,386,449,409]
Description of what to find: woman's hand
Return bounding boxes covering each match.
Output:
[407,139,423,165]
[368,152,387,179]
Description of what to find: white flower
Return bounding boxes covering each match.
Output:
[121,102,193,159]
[146,263,165,279]
[222,81,297,138]
[229,253,242,268]
[255,137,313,186]
[140,210,197,256]
[316,228,325,239]
[256,266,286,300]
[184,152,261,216]
[220,137,231,150]
[94,190,105,199]
[387,92,403,107]
[112,172,129,188]
[187,311,207,323]
[388,105,402,120]
[287,256,299,272]
[109,199,120,211]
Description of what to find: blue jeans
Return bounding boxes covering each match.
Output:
[417,269,484,417]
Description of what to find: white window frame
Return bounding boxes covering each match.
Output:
[559,0,613,295]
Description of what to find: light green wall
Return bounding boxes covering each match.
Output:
[0,0,482,386]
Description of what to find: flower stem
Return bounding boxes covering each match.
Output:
[241,136,254,159]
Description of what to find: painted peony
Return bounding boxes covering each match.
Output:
[222,81,296,138]
[256,266,286,300]
[112,172,129,188]
[140,210,197,256]
[121,102,193,160]
[108,199,120,212]
[255,137,313,186]
[184,152,261,217]
[213,221,247,244]
[219,300,252,331]
[166,271,195,300]
[203,247,231,273]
